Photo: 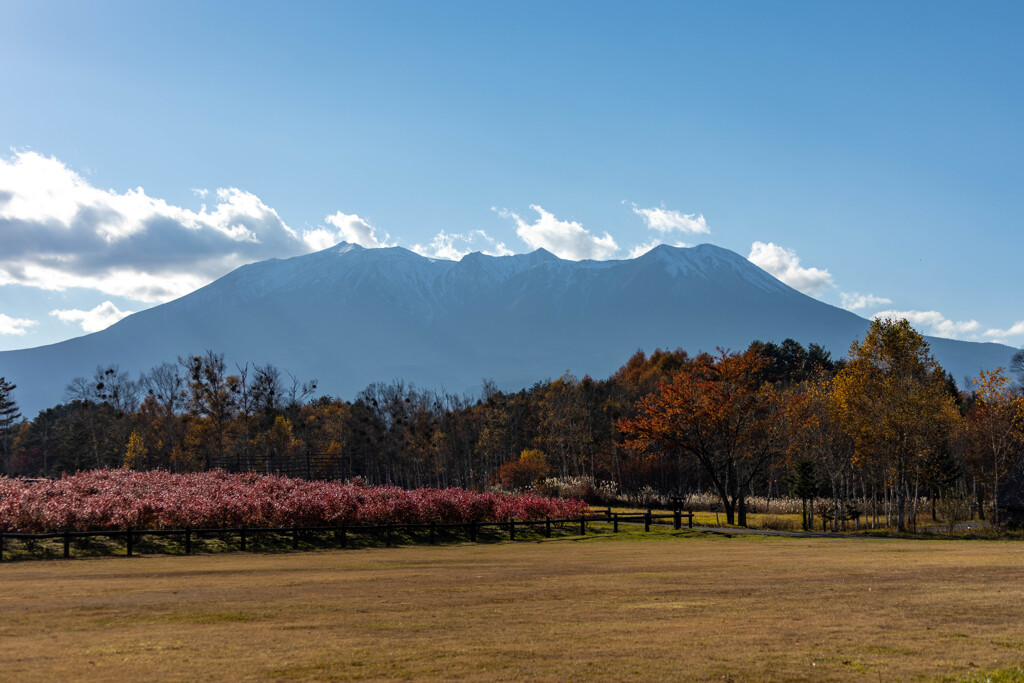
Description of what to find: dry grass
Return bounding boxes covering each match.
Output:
[2,531,1024,681]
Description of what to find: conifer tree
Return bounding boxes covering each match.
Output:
[0,377,21,474]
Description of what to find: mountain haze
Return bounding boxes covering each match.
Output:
[1,243,1015,415]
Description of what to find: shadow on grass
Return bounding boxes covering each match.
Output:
[3,521,678,562]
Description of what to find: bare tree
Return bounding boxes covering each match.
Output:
[66,365,141,414]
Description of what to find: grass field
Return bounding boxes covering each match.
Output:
[3,529,1024,681]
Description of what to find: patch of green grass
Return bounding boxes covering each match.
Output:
[945,666,1024,682]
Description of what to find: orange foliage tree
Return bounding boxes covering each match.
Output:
[617,349,793,526]
[498,449,550,490]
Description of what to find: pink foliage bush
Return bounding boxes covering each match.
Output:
[0,469,589,532]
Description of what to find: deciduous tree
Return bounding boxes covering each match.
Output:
[832,319,959,531]
[498,448,550,490]
[963,367,1024,525]
[618,349,790,526]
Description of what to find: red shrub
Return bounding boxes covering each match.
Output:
[0,469,588,532]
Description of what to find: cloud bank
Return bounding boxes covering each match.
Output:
[747,241,835,296]
[496,205,618,260]
[627,239,692,259]
[872,310,981,340]
[984,321,1024,342]
[0,313,38,336]
[840,292,893,311]
[412,230,513,260]
[50,301,134,333]
[319,211,392,250]
[632,205,709,234]
[0,151,353,303]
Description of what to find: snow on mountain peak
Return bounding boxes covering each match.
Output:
[0,238,1015,417]
[634,242,789,294]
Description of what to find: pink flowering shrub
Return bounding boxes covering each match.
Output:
[0,469,589,532]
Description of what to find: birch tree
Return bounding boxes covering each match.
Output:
[832,319,959,531]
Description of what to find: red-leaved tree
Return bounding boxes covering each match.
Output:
[617,349,793,526]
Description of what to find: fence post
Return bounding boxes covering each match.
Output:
[645,509,651,533]
[606,506,612,520]
[674,509,681,530]
[126,528,133,557]
[64,530,71,559]
[386,524,393,548]
[240,527,247,552]
[469,521,477,543]
[509,520,515,541]
[580,516,586,535]
[185,527,192,555]
[545,517,551,538]
[429,522,436,545]
[613,513,619,533]
[340,523,347,548]
[688,511,693,529]
[292,526,299,550]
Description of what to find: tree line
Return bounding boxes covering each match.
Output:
[1,319,1022,529]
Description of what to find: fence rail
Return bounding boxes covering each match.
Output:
[0,507,696,562]
[591,506,695,532]
[0,515,599,561]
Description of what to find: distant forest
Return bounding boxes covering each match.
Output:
[1,318,1022,531]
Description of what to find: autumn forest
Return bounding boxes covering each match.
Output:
[1,319,1022,532]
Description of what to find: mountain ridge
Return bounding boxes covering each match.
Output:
[0,242,1015,415]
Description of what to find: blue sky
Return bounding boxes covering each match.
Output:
[1,0,1022,350]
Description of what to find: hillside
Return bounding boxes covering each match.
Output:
[0,243,1014,415]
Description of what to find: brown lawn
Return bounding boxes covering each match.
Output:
[2,531,1023,681]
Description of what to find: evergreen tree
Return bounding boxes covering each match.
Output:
[0,377,21,474]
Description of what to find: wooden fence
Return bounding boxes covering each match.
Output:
[0,507,695,562]
[591,506,695,532]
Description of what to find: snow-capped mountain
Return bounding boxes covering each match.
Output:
[0,242,1015,415]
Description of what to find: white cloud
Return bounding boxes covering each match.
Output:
[627,240,663,259]
[626,239,692,259]
[632,205,709,234]
[0,151,372,303]
[411,230,513,260]
[840,292,893,311]
[747,241,835,296]
[872,310,981,340]
[300,227,341,252]
[321,211,392,250]
[0,313,38,335]
[983,321,1024,343]
[495,205,618,260]
[50,301,134,333]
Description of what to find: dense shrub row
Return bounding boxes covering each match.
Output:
[0,469,589,532]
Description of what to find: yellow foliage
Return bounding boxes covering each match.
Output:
[300,400,348,456]
[831,318,960,529]
[519,448,548,468]
[123,431,147,470]
[499,448,550,489]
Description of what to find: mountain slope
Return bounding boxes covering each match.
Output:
[0,243,1015,415]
